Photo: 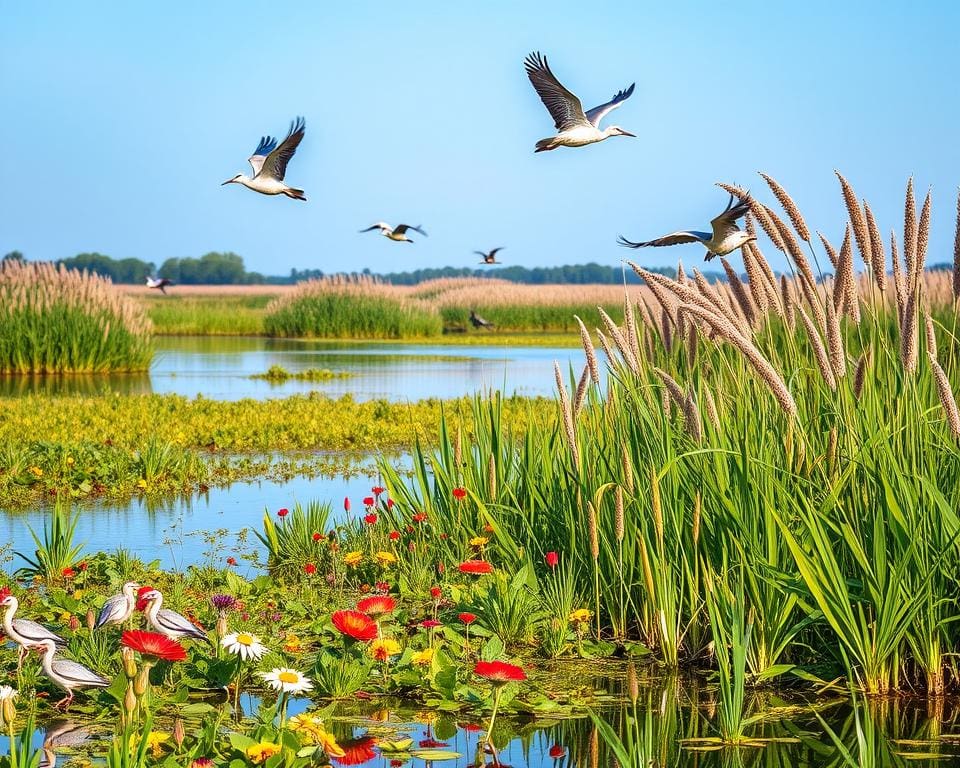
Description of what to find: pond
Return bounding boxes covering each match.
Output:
[0,337,594,401]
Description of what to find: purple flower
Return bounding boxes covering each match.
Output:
[211,594,237,615]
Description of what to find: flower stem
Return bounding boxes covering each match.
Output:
[484,687,503,748]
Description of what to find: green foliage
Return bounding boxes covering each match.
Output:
[15,505,84,581]
[250,365,350,382]
[158,252,263,285]
[58,253,155,284]
[256,501,332,579]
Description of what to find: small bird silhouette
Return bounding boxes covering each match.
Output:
[469,310,495,330]
[359,223,428,243]
[145,276,173,294]
[222,117,306,200]
[475,248,504,265]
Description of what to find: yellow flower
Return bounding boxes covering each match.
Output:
[128,731,169,758]
[315,727,345,758]
[374,551,397,566]
[246,741,281,764]
[137,478,148,489]
[288,712,322,736]
[72,589,84,600]
[411,647,435,666]
[282,633,302,653]
[343,551,364,568]
[369,637,401,661]
[287,715,344,756]
[66,456,75,466]
[29,466,43,478]
[469,536,489,548]
[569,608,592,625]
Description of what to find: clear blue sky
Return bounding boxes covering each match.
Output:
[2,2,958,276]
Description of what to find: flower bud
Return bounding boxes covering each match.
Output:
[2,698,15,726]
[85,608,96,632]
[124,684,137,716]
[173,718,185,748]
[122,647,137,679]
[134,664,152,697]
[68,614,81,632]
[216,615,228,637]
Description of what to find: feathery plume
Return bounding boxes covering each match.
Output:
[760,172,811,241]
[864,202,887,291]
[834,171,870,264]
[904,178,917,282]
[797,305,837,390]
[575,315,601,385]
[929,357,960,439]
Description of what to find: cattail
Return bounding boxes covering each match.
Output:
[588,501,599,560]
[575,315,601,385]
[916,190,932,284]
[954,188,960,299]
[598,307,638,374]
[834,171,870,264]
[626,661,639,705]
[573,363,591,416]
[650,468,663,547]
[852,351,868,399]
[684,388,703,443]
[901,289,919,374]
[686,323,698,369]
[554,361,581,469]
[826,427,838,476]
[904,178,917,281]
[797,305,837,390]
[589,725,599,768]
[487,453,497,499]
[621,444,634,495]
[678,303,797,416]
[639,535,655,603]
[615,485,625,543]
[703,386,720,430]
[929,357,960,439]
[760,172,811,241]
[825,302,846,379]
[692,493,701,547]
[720,258,757,326]
[925,315,937,359]
[864,202,887,291]
[780,275,796,329]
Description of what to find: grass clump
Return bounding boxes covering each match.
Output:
[142,293,273,335]
[0,261,153,373]
[264,275,442,339]
[249,364,351,382]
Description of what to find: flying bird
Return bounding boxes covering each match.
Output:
[145,277,173,294]
[469,310,495,330]
[95,581,140,629]
[222,117,307,200]
[1,593,66,670]
[618,194,756,261]
[31,639,110,711]
[475,248,504,265]
[139,589,212,645]
[525,51,636,152]
[359,223,428,243]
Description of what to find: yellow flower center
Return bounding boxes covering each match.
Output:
[278,671,299,684]
[237,633,253,646]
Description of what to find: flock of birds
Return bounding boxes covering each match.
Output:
[145,50,755,294]
[2,584,208,710]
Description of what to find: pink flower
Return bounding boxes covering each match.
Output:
[344,497,351,512]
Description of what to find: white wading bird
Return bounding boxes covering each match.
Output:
[31,639,110,711]
[475,248,504,265]
[145,276,173,294]
[359,223,428,243]
[94,581,140,629]
[139,589,212,644]
[618,194,756,261]
[1,594,66,670]
[222,117,307,200]
[525,51,636,152]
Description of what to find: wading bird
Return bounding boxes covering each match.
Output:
[95,581,140,629]
[222,117,307,200]
[525,51,635,152]
[31,639,110,711]
[359,223,428,243]
[475,248,504,265]
[139,589,212,644]
[618,194,755,261]
[469,310,495,330]
[1,594,66,670]
[145,276,173,294]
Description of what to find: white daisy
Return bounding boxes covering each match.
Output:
[259,667,314,695]
[221,631,268,662]
[0,686,17,703]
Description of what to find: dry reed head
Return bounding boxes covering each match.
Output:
[595,329,615,367]
[614,485,625,543]
[924,315,937,359]
[780,276,796,329]
[904,178,917,281]
[928,356,960,439]
[575,315,601,385]
[891,231,905,320]
[863,202,887,291]
[685,323,698,369]
[818,232,840,272]
[573,363,591,416]
[487,453,497,498]
[598,307,638,374]
[554,361,581,470]
[621,444,634,495]
[684,387,703,443]
[853,349,870,399]
[624,294,641,365]
[825,301,846,379]
[742,245,769,315]
[703,386,720,430]
[900,289,918,374]
[916,190,932,285]
[720,258,757,327]
[692,493,701,547]
[587,501,600,560]
[797,305,837,390]
[760,173,811,241]
[834,171,870,265]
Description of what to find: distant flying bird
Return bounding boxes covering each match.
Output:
[222,117,307,200]
[31,639,110,711]
[145,276,173,294]
[525,52,636,152]
[469,310,495,330]
[140,589,212,644]
[1,593,66,670]
[475,248,504,265]
[359,223,428,243]
[618,194,756,261]
[95,581,140,629]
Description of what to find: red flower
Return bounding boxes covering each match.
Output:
[61,567,75,579]
[418,737,447,748]
[412,512,427,523]
[331,610,378,642]
[331,736,377,766]
[545,551,559,569]
[122,630,187,662]
[452,487,467,501]
[226,557,237,566]
[304,563,317,575]
[376,581,390,593]
[356,595,396,617]
[437,562,445,573]
[406,525,414,533]
[362,496,375,507]
[548,744,567,758]
[277,508,289,518]
[363,513,378,525]
[389,530,400,541]
[344,497,351,512]
[372,486,385,496]
[0,586,10,601]
[483,523,495,533]
[459,722,483,732]
[458,612,477,625]
[474,660,527,684]
[135,585,155,612]
[386,499,394,509]
[430,586,442,599]
[78,561,88,572]
[422,619,442,628]
[458,560,494,575]
[312,532,322,541]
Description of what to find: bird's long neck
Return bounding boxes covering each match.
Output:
[1,602,14,636]
[146,595,162,623]
[40,644,56,675]
[236,175,256,189]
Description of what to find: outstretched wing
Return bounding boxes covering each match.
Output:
[710,194,752,241]
[394,224,427,237]
[585,83,635,127]
[248,135,278,176]
[617,231,710,249]
[524,52,588,131]
[488,247,504,258]
[359,222,389,233]
[256,117,305,181]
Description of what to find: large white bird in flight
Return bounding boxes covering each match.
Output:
[222,117,306,200]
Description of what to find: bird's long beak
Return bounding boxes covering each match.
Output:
[221,178,234,186]
[620,130,636,138]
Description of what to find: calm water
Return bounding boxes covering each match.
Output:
[0,336,592,401]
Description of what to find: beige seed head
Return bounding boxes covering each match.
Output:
[925,315,937,359]
[587,501,599,560]
[929,356,960,439]
[720,258,757,327]
[834,171,870,264]
[575,315,601,385]
[684,387,703,443]
[650,468,663,547]
[573,363,591,417]
[692,493,702,547]
[487,453,497,499]
[853,349,870,399]
[615,485,625,543]
[900,290,918,375]
[904,177,917,282]
[916,190,932,284]
[797,305,837,390]
[864,202,887,291]
[760,172,811,241]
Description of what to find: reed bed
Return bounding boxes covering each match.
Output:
[380,173,960,700]
[0,261,152,373]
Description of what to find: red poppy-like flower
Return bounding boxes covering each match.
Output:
[458,560,494,575]
[390,761,404,768]
[356,595,396,617]
[545,551,559,569]
[304,563,317,575]
[331,610,378,642]
[363,513,378,525]
[548,744,566,758]
[440,533,448,540]
[412,512,427,523]
[389,530,400,541]
[122,630,187,662]
[191,759,214,768]
[406,525,414,533]
[375,581,390,593]
[332,736,378,766]
[226,556,237,566]
[452,487,467,501]
[61,567,75,579]
[458,612,477,625]
[474,660,527,684]
[312,532,322,541]
[362,496,375,507]
[0,586,10,601]
[386,499,394,509]
[344,497,351,512]
[430,586,442,599]
[277,508,289,518]
[437,562,445,573]
[421,619,442,628]
[78,561,88,571]
[135,585,155,612]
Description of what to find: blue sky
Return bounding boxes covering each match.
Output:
[2,2,958,276]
